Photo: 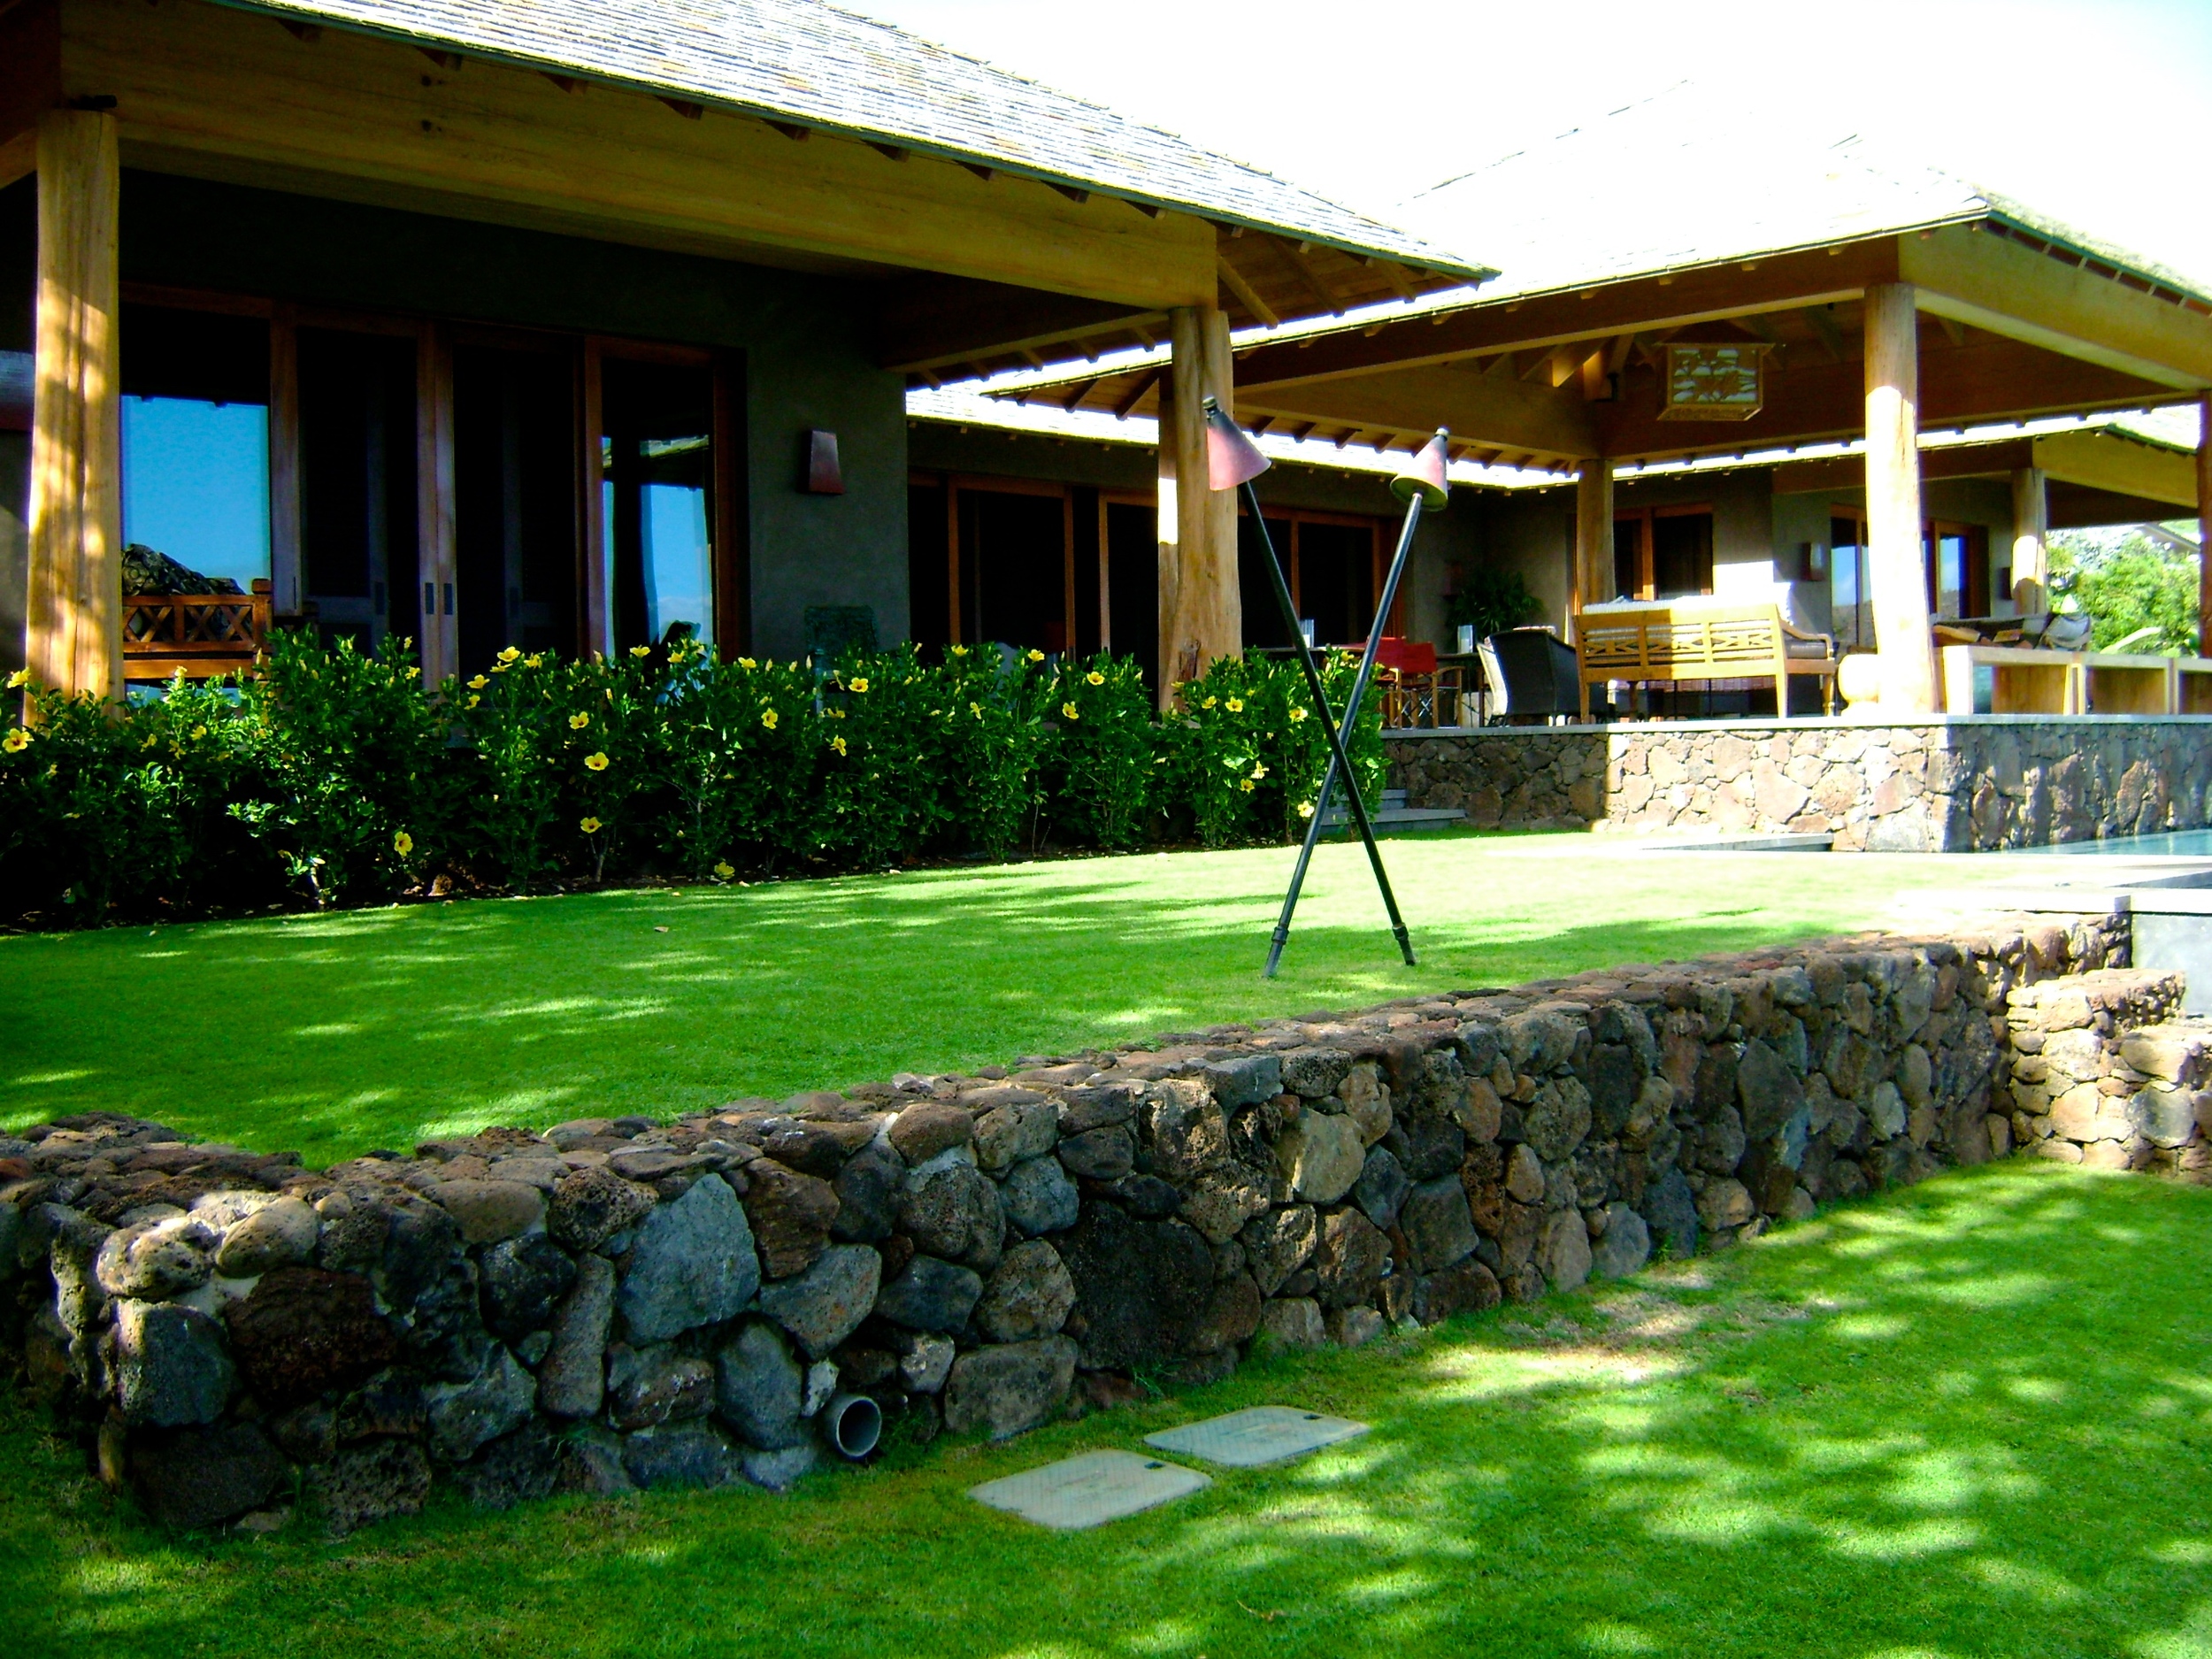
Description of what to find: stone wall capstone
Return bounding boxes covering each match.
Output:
[7,907,2192,1538]
[1385,718,2212,849]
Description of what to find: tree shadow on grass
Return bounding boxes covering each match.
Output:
[12,1163,2212,1659]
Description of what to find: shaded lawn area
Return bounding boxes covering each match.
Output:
[8,1160,2211,1658]
[0,833,2008,1162]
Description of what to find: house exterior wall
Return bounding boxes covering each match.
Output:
[907,421,1483,650]
[115,172,911,661]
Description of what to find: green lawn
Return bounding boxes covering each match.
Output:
[1,833,2010,1162]
[8,1158,2210,1657]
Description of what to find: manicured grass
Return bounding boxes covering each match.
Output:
[0,833,2011,1162]
[7,1159,2210,1658]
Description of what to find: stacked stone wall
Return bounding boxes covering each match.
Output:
[1385,718,2212,849]
[3,909,2174,1537]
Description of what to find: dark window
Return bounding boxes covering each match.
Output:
[961,488,1065,652]
[603,357,713,656]
[1238,512,1295,649]
[455,343,578,671]
[298,328,418,653]
[1298,520,1376,646]
[907,480,949,650]
[1650,511,1713,598]
[1104,500,1156,690]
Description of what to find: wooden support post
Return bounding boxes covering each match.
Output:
[2008,465,2047,603]
[268,303,302,618]
[2198,392,2211,651]
[1156,305,1239,703]
[26,109,122,703]
[1863,282,1936,714]
[415,322,457,682]
[1573,459,1613,616]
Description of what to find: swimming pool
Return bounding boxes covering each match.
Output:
[2038,829,2212,857]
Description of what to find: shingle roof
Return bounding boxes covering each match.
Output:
[1397,81,2205,304]
[219,0,1488,277]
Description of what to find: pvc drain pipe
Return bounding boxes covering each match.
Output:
[821,1392,882,1460]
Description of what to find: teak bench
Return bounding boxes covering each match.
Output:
[1574,598,1837,721]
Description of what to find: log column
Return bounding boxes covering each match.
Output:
[2198,392,2211,650]
[2008,465,2048,603]
[1156,303,1238,706]
[1573,459,1614,612]
[1863,282,1936,713]
[25,109,121,703]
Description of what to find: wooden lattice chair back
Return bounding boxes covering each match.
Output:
[121,580,273,680]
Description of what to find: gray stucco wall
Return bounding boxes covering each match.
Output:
[114,172,909,660]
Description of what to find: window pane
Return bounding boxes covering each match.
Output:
[604,359,713,653]
[122,398,270,588]
[119,305,272,593]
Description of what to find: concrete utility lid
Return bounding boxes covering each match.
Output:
[1143,1406,1371,1468]
[967,1450,1210,1531]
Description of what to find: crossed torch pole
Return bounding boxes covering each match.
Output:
[1200,396,1450,979]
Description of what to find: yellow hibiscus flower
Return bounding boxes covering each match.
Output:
[760,709,779,731]
[712,860,735,879]
[848,677,870,694]
[497,646,521,664]
[1298,801,1316,818]
[392,829,414,856]
[830,734,848,756]
[1085,671,1105,687]
[1060,702,1079,721]
[2,728,29,753]
[1289,705,1308,722]
[629,643,652,657]
[568,711,591,730]
[580,816,602,834]
[584,751,610,772]
[1225,696,1244,713]
[1025,649,1045,663]
[467,674,488,690]
[4,668,28,689]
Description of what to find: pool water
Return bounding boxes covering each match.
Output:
[2039,830,2212,857]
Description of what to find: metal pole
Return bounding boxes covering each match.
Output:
[1250,480,1417,977]
[1263,487,1426,977]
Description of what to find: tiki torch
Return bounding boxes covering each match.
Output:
[1202,397,1447,977]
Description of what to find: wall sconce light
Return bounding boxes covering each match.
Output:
[802,429,843,495]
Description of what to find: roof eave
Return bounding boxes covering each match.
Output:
[205,0,1494,283]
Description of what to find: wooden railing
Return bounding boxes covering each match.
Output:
[120,580,271,680]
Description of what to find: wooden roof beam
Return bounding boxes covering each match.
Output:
[1802,305,1847,364]
[1215,253,1280,328]
[1273,236,1345,318]
[1111,365,1163,419]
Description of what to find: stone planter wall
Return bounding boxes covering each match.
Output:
[2,908,2176,1538]
[2005,975,2212,1170]
[1384,717,2212,849]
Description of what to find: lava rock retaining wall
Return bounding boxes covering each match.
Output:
[0,909,2163,1535]
[1384,717,2212,849]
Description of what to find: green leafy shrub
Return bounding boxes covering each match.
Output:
[240,631,449,905]
[1041,651,1156,851]
[2,633,1394,926]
